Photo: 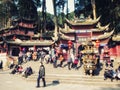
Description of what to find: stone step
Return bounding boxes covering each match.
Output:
[29,73,104,79]
[24,73,120,87]
[21,61,120,87]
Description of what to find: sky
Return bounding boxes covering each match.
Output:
[38,0,74,14]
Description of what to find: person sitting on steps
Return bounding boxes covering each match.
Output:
[104,65,114,82]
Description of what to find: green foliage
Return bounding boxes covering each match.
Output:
[0,0,18,28]
[74,0,91,17]
[66,12,75,20]
[37,11,55,32]
[0,0,41,28]
[95,0,120,33]
[17,0,39,19]
[0,0,120,34]
[42,31,54,38]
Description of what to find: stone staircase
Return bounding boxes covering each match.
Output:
[26,74,120,87]
[21,61,120,87]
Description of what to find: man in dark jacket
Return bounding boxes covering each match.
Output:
[36,62,46,88]
[0,60,3,69]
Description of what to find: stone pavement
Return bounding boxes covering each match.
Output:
[21,60,120,86]
[0,59,120,90]
[0,70,120,90]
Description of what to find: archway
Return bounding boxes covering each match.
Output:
[12,48,20,56]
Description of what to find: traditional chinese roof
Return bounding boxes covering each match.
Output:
[18,25,37,30]
[32,33,41,38]
[60,34,71,40]
[0,29,9,34]
[92,23,110,32]
[58,32,74,41]
[6,39,54,46]
[59,24,75,34]
[13,17,36,23]
[0,17,37,32]
[65,16,101,26]
[0,25,36,34]
[97,29,114,40]
[112,34,120,41]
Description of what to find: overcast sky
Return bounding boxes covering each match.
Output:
[38,0,74,14]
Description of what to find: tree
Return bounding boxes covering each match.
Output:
[0,0,17,28]
[95,0,120,33]
[74,0,91,18]
[41,0,46,33]
[56,0,66,27]
[17,0,41,19]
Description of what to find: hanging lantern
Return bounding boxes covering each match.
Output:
[96,40,100,48]
[68,40,72,48]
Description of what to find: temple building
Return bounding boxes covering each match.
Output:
[58,0,114,57]
[0,18,54,56]
[109,34,120,58]
[59,16,114,56]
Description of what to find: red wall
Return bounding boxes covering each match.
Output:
[109,45,120,57]
[116,45,120,56]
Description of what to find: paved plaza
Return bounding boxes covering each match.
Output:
[0,60,120,90]
[0,70,120,90]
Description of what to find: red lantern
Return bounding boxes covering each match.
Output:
[96,40,100,47]
[68,40,72,48]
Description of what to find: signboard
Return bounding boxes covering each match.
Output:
[75,30,92,33]
[76,37,90,43]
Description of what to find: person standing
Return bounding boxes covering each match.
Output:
[36,63,46,88]
[0,60,3,70]
[67,50,72,70]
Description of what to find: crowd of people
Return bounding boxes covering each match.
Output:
[1,45,120,89]
[16,47,81,71]
[16,46,120,82]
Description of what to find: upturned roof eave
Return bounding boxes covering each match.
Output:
[112,34,120,42]
[92,23,110,32]
[65,16,101,26]
[97,29,114,40]
[6,40,54,46]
